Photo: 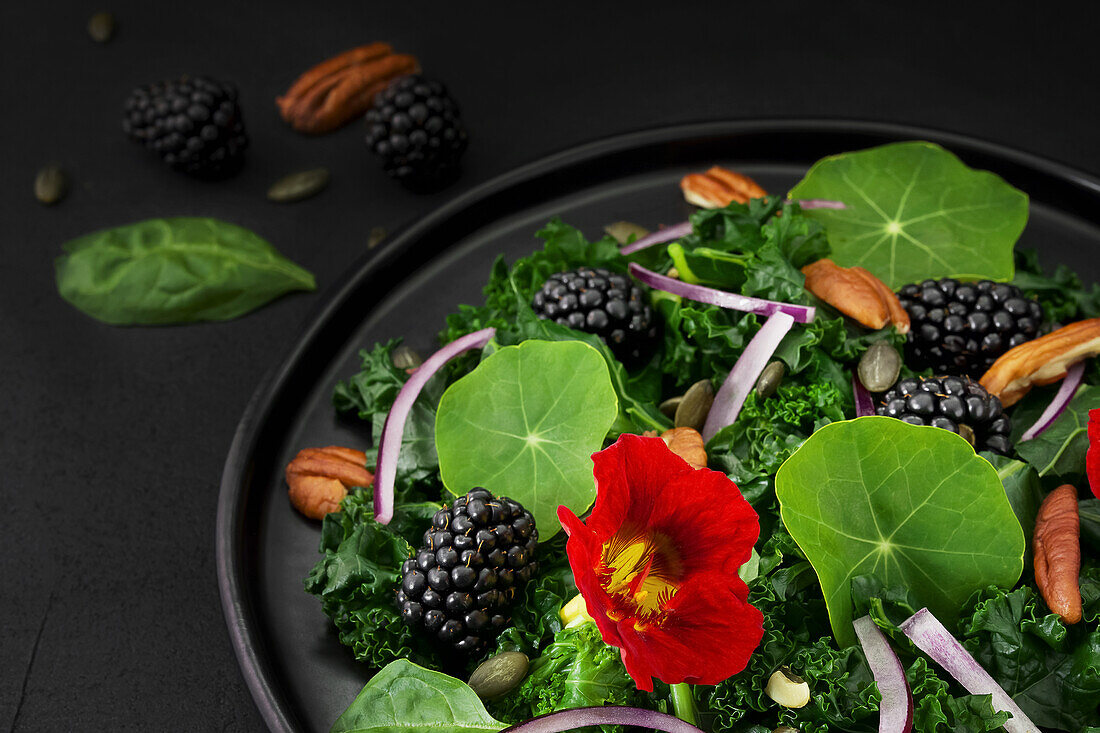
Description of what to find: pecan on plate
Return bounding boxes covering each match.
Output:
[801,259,910,334]
[276,43,419,134]
[660,427,707,470]
[285,446,373,519]
[1033,484,1082,624]
[681,166,767,208]
[980,318,1100,407]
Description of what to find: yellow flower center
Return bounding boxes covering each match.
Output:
[601,528,681,622]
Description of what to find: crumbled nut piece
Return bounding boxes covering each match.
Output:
[285,446,373,519]
[802,259,910,334]
[681,166,767,208]
[980,318,1100,406]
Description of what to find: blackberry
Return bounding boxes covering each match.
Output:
[898,278,1043,376]
[877,375,1012,455]
[122,75,248,178]
[364,74,468,190]
[532,267,660,367]
[397,488,538,655]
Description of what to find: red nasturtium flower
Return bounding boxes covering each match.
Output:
[557,433,764,692]
[1088,408,1100,499]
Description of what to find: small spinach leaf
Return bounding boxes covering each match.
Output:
[789,141,1027,288]
[331,659,506,733]
[1014,384,1100,479]
[55,217,315,324]
[775,417,1024,646]
[435,340,618,536]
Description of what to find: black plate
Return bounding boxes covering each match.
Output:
[216,119,1100,732]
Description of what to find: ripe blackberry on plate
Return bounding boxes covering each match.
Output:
[122,75,248,179]
[364,74,468,190]
[877,375,1012,455]
[397,488,538,655]
[897,278,1043,376]
[532,267,660,367]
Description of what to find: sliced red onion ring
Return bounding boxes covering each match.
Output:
[500,706,705,733]
[795,198,848,209]
[853,373,875,418]
[620,221,692,255]
[628,263,816,324]
[900,608,1039,733]
[373,327,496,524]
[853,615,913,732]
[1020,361,1086,441]
[702,312,796,441]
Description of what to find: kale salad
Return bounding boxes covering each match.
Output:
[289,141,1100,733]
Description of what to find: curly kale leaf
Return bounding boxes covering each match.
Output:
[490,535,576,659]
[1013,247,1100,325]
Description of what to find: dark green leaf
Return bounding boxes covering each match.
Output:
[55,217,315,324]
[1014,384,1100,479]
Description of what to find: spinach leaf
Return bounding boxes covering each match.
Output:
[982,453,1044,570]
[1014,384,1100,479]
[789,141,1027,288]
[776,417,1024,646]
[331,659,505,733]
[1082,499,1100,552]
[54,217,315,324]
[435,340,618,536]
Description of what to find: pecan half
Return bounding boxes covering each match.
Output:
[660,427,707,470]
[1033,484,1082,624]
[285,446,373,519]
[980,318,1100,406]
[801,259,910,334]
[276,44,419,134]
[681,166,767,208]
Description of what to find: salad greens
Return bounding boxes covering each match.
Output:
[789,141,1027,288]
[308,141,1100,733]
[435,340,618,535]
[776,417,1025,647]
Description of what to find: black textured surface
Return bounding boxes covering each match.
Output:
[3,2,1100,731]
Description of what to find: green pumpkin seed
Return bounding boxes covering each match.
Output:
[755,361,786,398]
[267,168,329,203]
[675,380,715,431]
[603,221,650,245]
[368,226,387,249]
[857,341,901,392]
[659,395,683,419]
[35,165,67,205]
[958,423,976,448]
[392,345,422,370]
[468,651,529,699]
[88,12,115,43]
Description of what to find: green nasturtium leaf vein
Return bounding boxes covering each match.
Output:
[788,141,1028,288]
[435,340,618,537]
[775,416,1025,647]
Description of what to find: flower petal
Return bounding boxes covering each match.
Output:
[1088,408,1100,499]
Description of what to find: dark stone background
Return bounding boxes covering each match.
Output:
[2,2,1097,730]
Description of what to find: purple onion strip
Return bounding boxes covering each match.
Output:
[373,327,496,524]
[1019,361,1086,441]
[501,706,705,733]
[702,312,796,441]
[619,221,692,255]
[853,615,913,732]
[853,373,875,418]
[900,608,1039,733]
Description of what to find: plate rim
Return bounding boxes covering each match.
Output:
[215,118,1100,732]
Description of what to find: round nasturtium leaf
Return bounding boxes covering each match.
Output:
[775,416,1024,647]
[789,141,1028,289]
[434,339,618,538]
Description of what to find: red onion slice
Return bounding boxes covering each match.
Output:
[795,198,848,209]
[702,312,796,441]
[900,608,1039,733]
[620,221,693,255]
[853,615,913,732]
[373,327,496,524]
[853,373,875,418]
[500,706,705,733]
[1019,361,1086,441]
[628,263,815,324]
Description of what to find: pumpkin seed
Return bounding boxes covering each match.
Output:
[34,165,67,205]
[468,651,529,699]
[392,345,422,370]
[87,12,115,43]
[755,361,786,398]
[857,341,901,392]
[368,226,387,249]
[659,396,683,419]
[267,167,329,202]
[603,221,650,245]
[958,423,976,448]
[674,380,715,431]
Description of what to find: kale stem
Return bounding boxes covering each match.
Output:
[669,682,697,725]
